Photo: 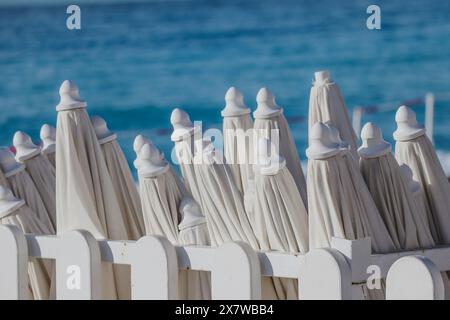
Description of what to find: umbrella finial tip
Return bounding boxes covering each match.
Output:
[314,70,331,83]
[170,108,191,126]
[222,87,249,117]
[40,124,55,140]
[133,134,151,154]
[361,122,381,140]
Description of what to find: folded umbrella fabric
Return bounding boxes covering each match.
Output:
[40,124,56,168]
[55,80,130,299]
[13,131,56,230]
[170,108,203,207]
[0,147,55,234]
[254,137,309,299]
[221,87,254,205]
[394,105,450,245]
[91,115,145,240]
[308,70,358,158]
[253,87,307,207]
[137,142,211,299]
[358,122,434,250]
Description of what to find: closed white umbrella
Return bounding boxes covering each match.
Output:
[308,71,358,158]
[133,134,151,170]
[394,105,450,245]
[137,143,211,299]
[55,80,129,299]
[13,131,56,230]
[254,137,309,254]
[40,124,56,168]
[0,185,53,300]
[137,142,181,241]
[178,197,211,300]
[358,122,434,250]
[193,137,258,247]
[221,87,254,196]
[307,122,396,253]
[170,108,203,206]
[193,137,279,299]
[0,147,54,234]
[253,88,307,206]
[307,122,397,299]
[254,137,309,299]
[91,116,145,240]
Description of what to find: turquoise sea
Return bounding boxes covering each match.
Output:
[0,0,449,172]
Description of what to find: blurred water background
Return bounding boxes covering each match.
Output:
[0,0,449,174]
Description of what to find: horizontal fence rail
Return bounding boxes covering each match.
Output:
[0,224,447,300]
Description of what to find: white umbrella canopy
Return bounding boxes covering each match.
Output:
[253,138,309,300]
[137,142,181,242]
[221,87,254,195]
[137,143,211,299]
[178,197,211,300]
[40,124,56,168]
[254,137,309,254]
[91,116,145,240]
[193,137,280,299]
[0,186,53,300]
[193,137,258,248]
[394,105,450,245]
[358,123,435,250]
[308,70,358,158]
[0,147,55,234]
[253,87,308,206]
[170,108,203,207]
[307,122,396,253]
[13,131,56,230]
[55,80,130,299]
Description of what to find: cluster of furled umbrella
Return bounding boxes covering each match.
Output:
[1,70,450,300]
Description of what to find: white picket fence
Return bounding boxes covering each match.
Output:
[0,224,447,300]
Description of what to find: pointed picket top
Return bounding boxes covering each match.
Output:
[306,122,340,160]
[56,80,87,111]
[0,147,25,178]
[0,185,25,219]
[90,115,117,145]
[13,131,41,162]
[358,122,391,158]
[393,105,426,141]
[178,197,206,230]
[138,142,168,178]
[253,87,282,119]
[221,86,250,117]
[40,124,56,155]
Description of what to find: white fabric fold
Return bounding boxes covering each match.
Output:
[8,171,55,234]
[254,165,309,299]
[101,140,145,240]
[254,114,307,207]
[21,154,56,231]
[56,108,130,299]
[360,153,435,249]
